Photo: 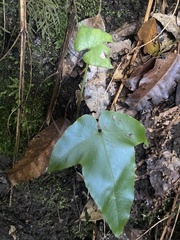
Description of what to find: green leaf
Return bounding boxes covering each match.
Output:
[48,111,148,237]
[74,25,113,52]
[83,44,113,68]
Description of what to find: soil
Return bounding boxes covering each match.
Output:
[0,102,179,240]
[0,1,180,240]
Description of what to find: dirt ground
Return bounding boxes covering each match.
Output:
[0,100,179,240]
[0,0,180,239]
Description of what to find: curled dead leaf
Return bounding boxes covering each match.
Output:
[153,13,180,40]
[8,118,70,186]
[111,22,137,42]
[80,198,103,222]
[125,58,156,91]
[138,17,160,56]
[125,52,180,111]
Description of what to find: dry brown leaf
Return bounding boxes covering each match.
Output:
[146,106,180,196]
[108,39,132,60]
[125,57,156,91]
[125,52,180,111]
[113,54,132,80]
[153,13,180,40]
[111,21,137,42]
[80,198,103,222]
[138,17,160,56]
[176,81,180,105]
[8,118,70,186]
[84,66,109,119]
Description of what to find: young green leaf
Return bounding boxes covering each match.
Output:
[48,111,148,237]
[74,25,113,52]
[83,44,113,68]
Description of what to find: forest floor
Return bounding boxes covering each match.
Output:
[0,0,180,239]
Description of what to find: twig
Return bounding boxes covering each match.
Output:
[144,0,155,23]
[98,0,102,15]
[135,215,170,240]
[110,82,124,110]
[0,33,20,62]
[129,0,154,68]
[76,64,88,118]
[160,193,179,240]
[15,0,27,155]
[108,52,132,110]
[110,0,179,109]
[45,6,76,125]
[109,0,155,110]
[132,0,180,54]
[9,186,14,207]
[169,198,180,240]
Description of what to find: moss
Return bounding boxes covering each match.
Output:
[0,0,105,157]
[74,0,100,20]
[102,0,146,31]
[0,0,147,157]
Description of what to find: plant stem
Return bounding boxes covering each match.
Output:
[76,64,89,118]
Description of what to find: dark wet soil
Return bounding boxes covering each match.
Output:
[0,105,179,240]
[0,165,93,240]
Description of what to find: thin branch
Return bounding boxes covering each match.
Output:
[15,0,27,155]
[160,193,179,240]
[45,6,76,125]
[169,199,180,240]
[136,216,170,240]
[144,0,154,23]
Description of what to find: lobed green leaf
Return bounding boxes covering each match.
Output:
[83,44,113,68]
[48,111,148,237]
[74,25,113,52]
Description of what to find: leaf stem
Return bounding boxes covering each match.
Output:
[76,64,89,118]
